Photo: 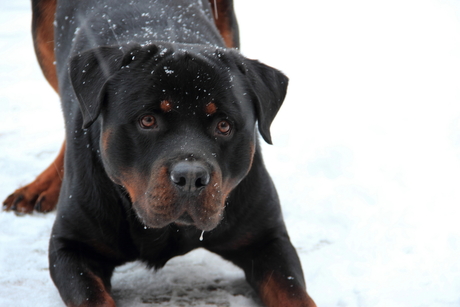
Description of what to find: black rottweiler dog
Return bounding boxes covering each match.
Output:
[5,0,317,306]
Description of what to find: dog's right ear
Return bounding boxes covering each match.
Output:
[70,44,161,128]
[69,46,126,128]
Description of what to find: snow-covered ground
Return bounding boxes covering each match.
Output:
[2,0,460,306]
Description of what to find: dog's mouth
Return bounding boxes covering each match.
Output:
[133,205,224,231]
[175,211,195,226]
[131,195,226,231]
[122,161,230,231]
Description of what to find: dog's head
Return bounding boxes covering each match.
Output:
[69,44,288,231]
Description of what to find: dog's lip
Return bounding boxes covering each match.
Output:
[175,211,195,226]
[174,211,221,231]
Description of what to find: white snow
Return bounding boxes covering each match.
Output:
[2,0,460,306]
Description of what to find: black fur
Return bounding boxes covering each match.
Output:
[49,0,314,306]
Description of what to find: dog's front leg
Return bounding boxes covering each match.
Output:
[49,238,116,307]
[215,235,317,307]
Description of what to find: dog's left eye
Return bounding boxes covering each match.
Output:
[216,120,232,136]
[139,115,157,129]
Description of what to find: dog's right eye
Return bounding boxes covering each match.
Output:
[139,115,157,129]
[215,120,232,136]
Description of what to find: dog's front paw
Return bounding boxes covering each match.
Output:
[3,174,61,215]
[4,143,65,215]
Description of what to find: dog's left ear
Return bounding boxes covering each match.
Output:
[239,57,289,145]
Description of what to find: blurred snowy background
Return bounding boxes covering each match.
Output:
[1,0,460,306]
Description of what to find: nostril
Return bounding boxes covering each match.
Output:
[195,174,210,188]
[170,171,186,186]
[177,177,186,187]
[195,178,203,188]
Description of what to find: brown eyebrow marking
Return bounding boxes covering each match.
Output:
[204,102,217,116]
[160,100,173,113]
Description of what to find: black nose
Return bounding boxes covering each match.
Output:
[170,161,210,192]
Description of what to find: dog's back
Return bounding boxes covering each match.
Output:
[55,0,225,71]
